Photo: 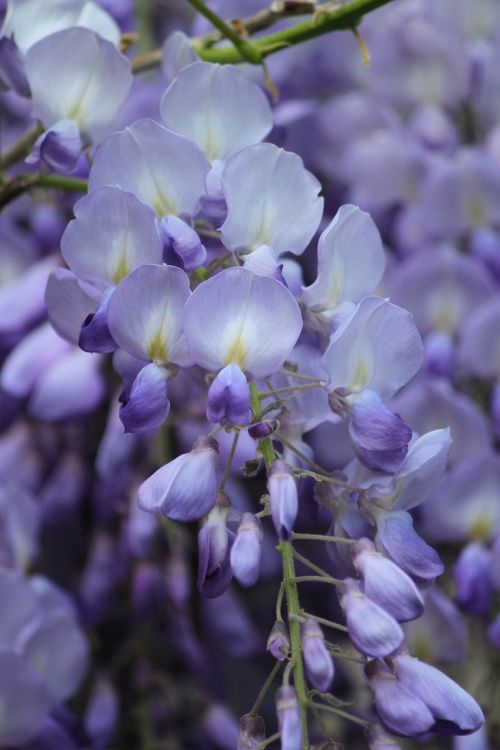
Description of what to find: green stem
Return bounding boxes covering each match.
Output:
[249,382,309,750]
[292,533,356,545]
[294,575,341,586]
[192,0,397,63]
[304,613,348,633]
[186,0,263,63]
[0,173,87,210]
[251,660,283,714]
[309,701,368,728]
[219,430,240,491]
[131,0,399,72]
[0,123,43,171]
[281,540,310,750]
[252,732,280,750]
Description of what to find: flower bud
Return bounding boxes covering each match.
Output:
[79,288,116,354]
[248,420,278,438]
[137,436,219,521]
[276,685,302,750]
[301,618,334,693]
[207,364,251,425]
[267,460,298,540]
[230,513,263,587]
[119,363,170,434]
[338,578,403,658]
[159,214,206,271]
[352,538,424,622]
[267,621,290,661]
[453,542,492,616]
[237,713,266,749]
[197,493,232,598]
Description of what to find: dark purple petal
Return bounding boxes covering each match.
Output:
[119,363,170,434]
[207,364,251,425]
[349,389,412,473]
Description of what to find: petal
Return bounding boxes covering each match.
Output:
[45,269,97,346]
[78,287,117,354]
[22,612,89,702]
[303,204,385,312]
[207,364,251,425]
[0,36,30,96]
[353,540,424,622]
[0,322,70,398]
[1,0,120,52]
[394,654,484,735]
[339,578,404,658]
[369,665,434,737]
[0,568,38,649]
[138,437,219,521]
[0,254,59,337]
[348,388,412,473]
[0,653,52,746]
[459,296,500,379]
[119,363,170,434]
[159,215,206,272]
[88,119,210,217]
[107,264,192,366]
[391,428,452,511]
[375,511,444,581]
[230,513,263,588]
[321,296,424,400]
[161,31,198,84]
[24,28,131,142]
[220,143,323,255]
[160,62,272,162]
[183,267,303,377]
[29,348,106,421]
[61,187,163,286]
[26,119,82,174]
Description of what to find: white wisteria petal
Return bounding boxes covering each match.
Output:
[160,62,272,162]
[107,265,192,367]
[220,143,323,255]
[89,119,210,217]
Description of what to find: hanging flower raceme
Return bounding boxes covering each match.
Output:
[183,267,303,426]
[320,296,424,472]
[105,264,192,432]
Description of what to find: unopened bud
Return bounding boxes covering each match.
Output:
[237,713,266,749]
[267,621,290,661]
[267,460,298,540]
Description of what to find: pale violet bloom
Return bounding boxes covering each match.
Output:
[160,62,272,163]
[89,119,210,217]
[24,28,131,150]
[61,187,163,289]
[320,296,423,471]
[161,31,198,85]
[459,296,500,379]
[183,267,302,425]
[0,0,120,54]
[302,204,386,322]
[184,267,302,378]
[106,264,192,433]
[359,428,453,513]
[161,62,272,218]
[220,143,323,257]
[58,187,163,351]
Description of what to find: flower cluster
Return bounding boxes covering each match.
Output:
[0,0,497,748]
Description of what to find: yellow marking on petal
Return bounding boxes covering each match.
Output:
[225,336,246,369]
[351,358,370,390]
[112,254,129,284]
[469,515,493,540]
[147,330,167,363]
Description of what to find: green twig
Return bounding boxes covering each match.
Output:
[131,0,399,72]
[251,660,283,714]
[186,0,263,63]
[0,173,87,210]
[0,123,43,171]
[219,430,240,491]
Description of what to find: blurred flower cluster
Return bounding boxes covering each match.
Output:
[0,0,499,748]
